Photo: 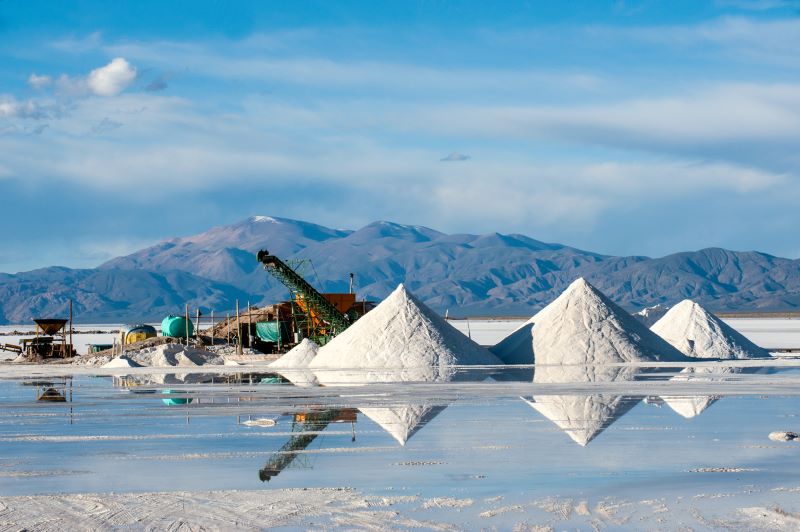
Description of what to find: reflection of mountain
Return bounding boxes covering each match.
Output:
[524,365,643,446]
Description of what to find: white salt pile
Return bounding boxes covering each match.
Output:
[101,356,142,369]
[359,405,446,446]
[524,365,640,446]
[269,339,319,387]
[632,304,670,327]
[651,300,771,359]
[494,278,687,366]
[309,284,501,385]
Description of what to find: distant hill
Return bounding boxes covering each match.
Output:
[1,216,799,323]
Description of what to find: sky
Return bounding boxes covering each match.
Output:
[1,0,800,273]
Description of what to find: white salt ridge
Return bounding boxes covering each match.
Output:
[269,339,319,387]
[309,284,501,385]
[651,299,771,360]
[524,365,640,446]
[494,278,688,366]
[633,304,670,327]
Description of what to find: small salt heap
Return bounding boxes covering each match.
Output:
[651,300,770,359]
[101,356,142,369]
[309,284,501,385]
[269,339,319,387]
[652,300,770,418]
[632,304,670,327]
[494,278,687,366]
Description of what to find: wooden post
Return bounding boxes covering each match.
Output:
[246,301,251,348]
[226,312,230,344]
[211,310,215,345]
[185,303,189,346]
[196,308,201,340]
[235,300,242,356]
[69,299,73,357]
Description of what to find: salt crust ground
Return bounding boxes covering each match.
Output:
[2,486,799,531]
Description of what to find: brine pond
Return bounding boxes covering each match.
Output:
[1,363,800,530]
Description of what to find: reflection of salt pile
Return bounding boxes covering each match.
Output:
[632,304,670,327]
[309,284,501,384]
[310,284,498,444]
[525,365,641,446]
[652,300,771,418]
[494,278,687,366]
[651,300,770,360]
[268,339,319,387]
[359,404,447,445]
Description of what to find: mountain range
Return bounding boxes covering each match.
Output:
[1,215,799,324]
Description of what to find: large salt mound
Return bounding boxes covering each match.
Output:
[651,300,771,359]
[269,339,319,387]
[632,304,670,327]
[512,278,687,365]
[309,284,501,384]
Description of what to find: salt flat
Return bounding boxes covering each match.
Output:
[1,319,800,530]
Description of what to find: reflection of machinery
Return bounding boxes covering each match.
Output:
[20,319,76,359]
[259,408,357,482]
[22,377,72,402]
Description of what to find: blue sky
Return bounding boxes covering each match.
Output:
[1,0,800,272]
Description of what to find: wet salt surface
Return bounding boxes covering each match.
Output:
[2,364,800,529]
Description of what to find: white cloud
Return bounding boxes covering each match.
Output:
[86,57,137,96]
[27,74,52,90]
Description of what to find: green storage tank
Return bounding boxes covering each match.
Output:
[161,315,194,338]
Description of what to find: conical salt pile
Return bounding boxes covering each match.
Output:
[632,304,670,327]
[524,365,641,446]
[309,284,502,385]
[521,278,687,365]
[269,339,319,387]
[651,300,771,359]
[359,405,446,446]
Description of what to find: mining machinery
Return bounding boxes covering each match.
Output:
[256,249,356,345]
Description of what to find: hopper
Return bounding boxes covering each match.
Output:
[34,318,68,335]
